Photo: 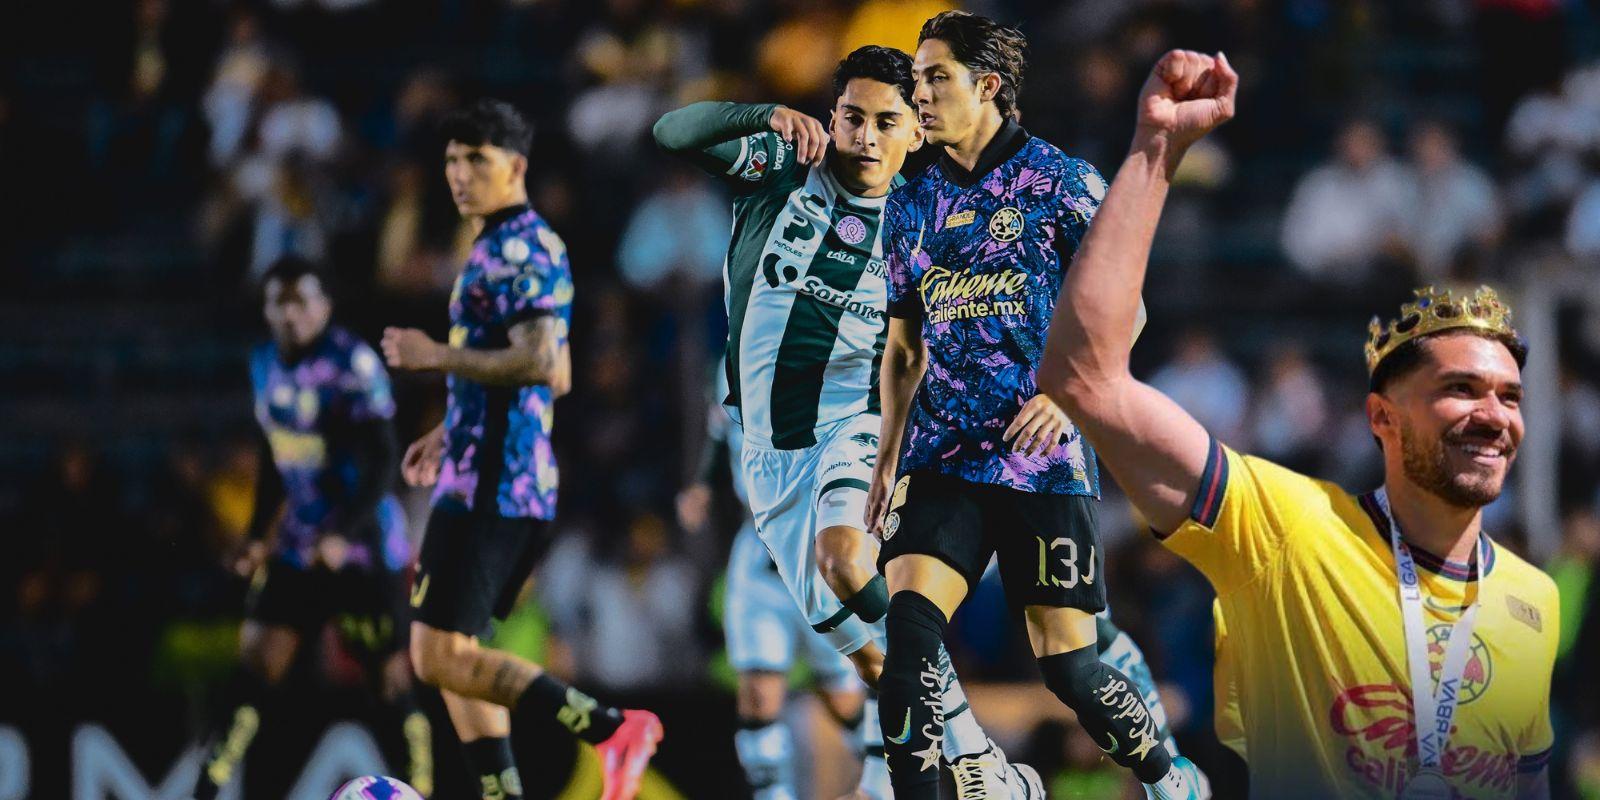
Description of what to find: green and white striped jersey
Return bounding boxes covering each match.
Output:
[656,102,890,450]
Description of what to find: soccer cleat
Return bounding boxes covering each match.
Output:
[949,738,1042,799]
[594,709,664,800]
[1143,756,1211,800]
[1005,762,1045,799]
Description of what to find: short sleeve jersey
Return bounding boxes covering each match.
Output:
[250,326,405,567]
[884,121,1107,494]
[1166,441,1557,798]
[433,204,573,520]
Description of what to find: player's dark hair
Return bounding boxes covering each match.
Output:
[918,11,1028,118]
[833,45,916,107]
[1369,329,1528,395]
[259,255,331,300]
[440,98,534,156]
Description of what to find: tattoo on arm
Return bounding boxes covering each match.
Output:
[436,315,563,387]
[509,316,562,385]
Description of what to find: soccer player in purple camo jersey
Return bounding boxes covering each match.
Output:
[191,257,431,800]
[865,12,1207,800]
[381,99,661,800]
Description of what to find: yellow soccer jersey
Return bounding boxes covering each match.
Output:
[1166,441,1557,799]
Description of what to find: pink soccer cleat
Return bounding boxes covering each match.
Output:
[594,709,664,800]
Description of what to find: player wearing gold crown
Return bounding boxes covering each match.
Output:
[1036,50,1555,799]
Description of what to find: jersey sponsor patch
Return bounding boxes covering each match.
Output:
[945,209,976,228]
[739,138,770,182]
[1507,595,1543,632]
[836,215,868,245]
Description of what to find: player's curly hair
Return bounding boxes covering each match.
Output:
[440,98,533,156]
[833,45,916,107]
[918,11,1028,118]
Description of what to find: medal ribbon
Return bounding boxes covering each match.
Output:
[1375,488,1486,772]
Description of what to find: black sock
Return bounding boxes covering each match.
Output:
[1038,646,1173,783]
[462,737,524,799]
[879,591,947,799]
[841,575,891,623]
[193,669,274,800]
[513,674,624,744]
[388,693,434,797]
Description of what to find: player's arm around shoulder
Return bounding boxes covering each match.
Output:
[653,100,823,188]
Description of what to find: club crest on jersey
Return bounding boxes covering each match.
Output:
[836,215,868,246]
[882,512,900,540]
[988,206,1025,242]
[1426,624,1492,703]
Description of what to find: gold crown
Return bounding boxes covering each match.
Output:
[1365,285,1517,375]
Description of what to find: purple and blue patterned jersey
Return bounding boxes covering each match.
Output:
[885,121,1106,495]
[433,204,572,520]
[250,326,408,569]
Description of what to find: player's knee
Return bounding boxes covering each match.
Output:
[409,625,472,688]
[845,641,884,687]
[1036,645,1103,714]
[736,673,787,720]
[815,527,863,586]
[817,688,866,728]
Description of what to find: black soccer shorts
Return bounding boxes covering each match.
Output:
[247,555,411,654]
[875,470,1107,612]
[409,504,555,639]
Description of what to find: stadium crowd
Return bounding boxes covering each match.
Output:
[3,0,1600,796]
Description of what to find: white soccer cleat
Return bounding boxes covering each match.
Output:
[1143,756,1211,800]
[949,738,1043,799]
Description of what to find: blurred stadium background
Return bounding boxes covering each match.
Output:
[3,0,1600,797]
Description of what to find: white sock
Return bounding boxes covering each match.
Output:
[856,697,891,798]
[1149,762,1188,799]
[734,720,797,800]
[858,753,891,799]
[938,646,988,758]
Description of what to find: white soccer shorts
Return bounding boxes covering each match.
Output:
[724,520,857,687]
[739,413,881,655]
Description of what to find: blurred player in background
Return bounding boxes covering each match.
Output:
[656,46,1041,798]
[867,12,1204,799]
[381,99,662,800]
[679,380,880,800]
[1038,48,1556,800]
[192,256,431,799]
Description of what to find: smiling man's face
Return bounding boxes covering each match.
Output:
[1368,332,1525,509]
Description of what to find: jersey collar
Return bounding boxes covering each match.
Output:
[1356,490,1498,580]
[937,118,1030,189]
[477,202,530,240]
[819,159,888,211]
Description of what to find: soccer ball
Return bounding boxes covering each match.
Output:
[330,775,424,800]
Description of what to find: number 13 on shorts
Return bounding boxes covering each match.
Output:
[1037,537,1096,589]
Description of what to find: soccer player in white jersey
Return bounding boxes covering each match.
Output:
[680,379,885,799]
[656,47,1041,797]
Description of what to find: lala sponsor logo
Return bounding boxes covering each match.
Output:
[917,265,1028,325]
